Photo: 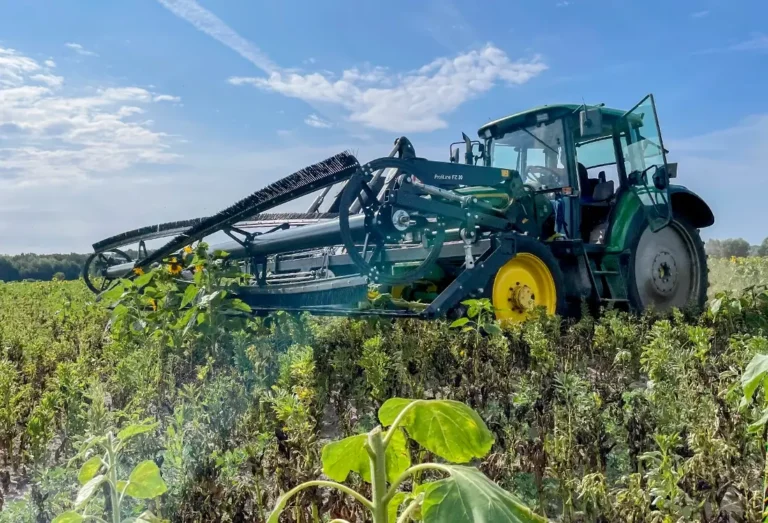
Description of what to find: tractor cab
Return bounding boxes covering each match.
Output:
[471,95,676,245]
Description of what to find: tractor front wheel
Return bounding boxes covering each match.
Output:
[490,236,566,322]
[626,214,708,312]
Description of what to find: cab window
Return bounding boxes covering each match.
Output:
[575,136,620,182]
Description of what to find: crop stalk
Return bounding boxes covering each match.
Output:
[368,428,389,523]
[106,435,120,523]
[762,425,768,522]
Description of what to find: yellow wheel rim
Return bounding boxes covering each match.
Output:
[492,253,557,322]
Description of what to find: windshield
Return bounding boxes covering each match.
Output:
[490,118,569,190]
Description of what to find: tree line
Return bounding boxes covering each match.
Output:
[0,240,765,282]
[0,253,88,282]
[705,238,768,258]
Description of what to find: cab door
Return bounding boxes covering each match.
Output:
[619,94,672,232]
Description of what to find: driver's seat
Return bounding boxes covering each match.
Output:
[579,164,614,204]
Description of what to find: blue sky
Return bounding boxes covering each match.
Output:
[0,0,766,253]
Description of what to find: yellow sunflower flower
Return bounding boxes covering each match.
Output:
[149,298,157,311]
[168,262,183,275]
[133,267,145,276]
[183,245,193,254]
[194,264,204,273]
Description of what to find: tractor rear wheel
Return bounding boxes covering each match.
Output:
[626,214,708,312]
[491,237,566,322]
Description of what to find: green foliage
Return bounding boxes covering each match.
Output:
[705,238,751,259]
[378,398,495,463]
[759,237,768,257]
[1,251,768,522]
[322,428,410,483]
[419,465,546,523]
[449,298,502,336]
[0,252,88,282]
[268,398,541,523]
[708,256,768,295]
[54,420,167,523]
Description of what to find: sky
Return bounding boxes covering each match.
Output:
[0,0,766,254]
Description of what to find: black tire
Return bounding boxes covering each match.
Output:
[625,212,708,312]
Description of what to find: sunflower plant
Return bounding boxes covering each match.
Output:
[268,397,546,523]
[101,243,255,346]
[53,420,167,523]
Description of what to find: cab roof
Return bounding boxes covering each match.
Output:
[477,104,627,139]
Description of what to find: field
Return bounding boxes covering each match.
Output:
[1,255,768,522]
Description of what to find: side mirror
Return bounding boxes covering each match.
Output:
[666,162,677,178]
[579,107,603,137]
[451,147,461,164]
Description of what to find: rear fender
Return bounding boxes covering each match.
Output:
[668,185,714,228]
[605,186,714,252]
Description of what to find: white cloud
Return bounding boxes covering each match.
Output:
[65,42,98,57]
[116,106,146,117]
[730,33,768,52]
[0,141,448,253]
[0,46,179,186]
[30,73,64,88]
[153,94,181,102]
[276,129,292,137]
[44,59,56,68]
[231,45,546,132]
[157,0,277,72]
[160,0,546,133]
[696,32,768,55]
[691,10,709,18]
[0,47,42,87]
[304,113,333,129]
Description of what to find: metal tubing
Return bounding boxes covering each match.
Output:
[407,177,499,214]
[408,177,470,204]
[306,186,333,213]
[104,214,368,279]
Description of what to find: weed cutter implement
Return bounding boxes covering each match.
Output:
[86,94,714,321]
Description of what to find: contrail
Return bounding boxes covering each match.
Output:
[157,0,278,73]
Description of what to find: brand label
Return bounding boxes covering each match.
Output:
[433,174,463,181]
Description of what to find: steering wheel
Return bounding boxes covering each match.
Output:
[525,165,563,188]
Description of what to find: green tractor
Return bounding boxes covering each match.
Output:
[464,93,712,319]
[87,94,712,322]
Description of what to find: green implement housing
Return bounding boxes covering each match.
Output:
[86,94,713,321]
